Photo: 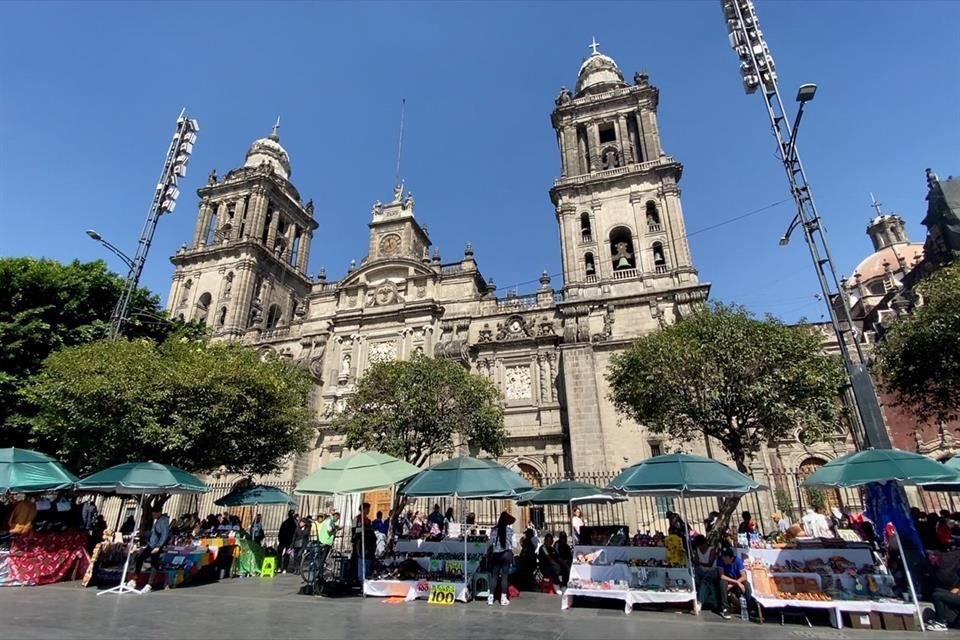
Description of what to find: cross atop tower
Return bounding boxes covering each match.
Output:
[869,192,883,217]
[589,36,600,55]
[269,115,281,141]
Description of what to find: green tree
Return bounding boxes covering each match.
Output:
[334,355,506,466]
[20,337,315,476]
[607,303,847,532]
[875,261,960,423]
[0,257,204,443]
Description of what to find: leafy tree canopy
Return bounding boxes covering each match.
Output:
[20,337,315,476]
[876,261,960,423]
[607,303,847,473]
[0,257,204,442]
[334,355,505,466]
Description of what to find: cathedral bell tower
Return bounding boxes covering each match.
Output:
[549,40,698,298]
[167,122,318,338]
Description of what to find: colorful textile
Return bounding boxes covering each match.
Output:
[0,531,89,586]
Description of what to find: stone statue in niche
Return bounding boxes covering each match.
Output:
[477,324,493,343]
[339,353,351,382]
[249,304,263,327]
[224,273,234,297]
[592,306,615,342]
[179,280,192,307]
[538,318,556,337]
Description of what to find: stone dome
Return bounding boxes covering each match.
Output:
[850,243,924,285]
[243,128,291,179]
[576,51,627,96]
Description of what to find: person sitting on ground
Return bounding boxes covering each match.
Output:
[516,528,539,589]
[693,535,718,611]
[928,565,960,630]
[717,546,747,620]
[538,533,562,586]
[556,531,573,585]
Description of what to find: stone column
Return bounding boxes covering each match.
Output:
[192,202,210,248]
[635,113,650,164]
[298,231,312,274]
[587,124,601,172]
[266,210,280,251]
[227,267,253,332]
[640,111,661,159]
[285,224,297,265]
[537,353,549,404]
[616,115,633,164]
[249,188,268,243]
[234,196,248,238]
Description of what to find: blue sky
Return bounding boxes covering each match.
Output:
[1,1,957,322]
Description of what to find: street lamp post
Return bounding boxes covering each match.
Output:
[722,0,891,450]
[103,109,199,338]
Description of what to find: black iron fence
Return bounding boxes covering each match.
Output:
[92,470,960,549]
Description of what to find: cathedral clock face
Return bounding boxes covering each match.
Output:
[379,234,401,257]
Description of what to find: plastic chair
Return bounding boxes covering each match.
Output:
[260,556,277,578]
[471,571,491,599]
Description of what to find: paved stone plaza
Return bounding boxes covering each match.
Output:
[0,576,924,639]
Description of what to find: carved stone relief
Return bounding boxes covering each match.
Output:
[504,365,532,400]
[367,341,397,364]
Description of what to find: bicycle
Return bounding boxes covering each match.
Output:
[299,541,345,591]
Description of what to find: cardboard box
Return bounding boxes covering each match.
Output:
[880,612,916,631]
[847,612,882,630]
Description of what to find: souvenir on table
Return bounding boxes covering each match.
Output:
[663,534,686,566]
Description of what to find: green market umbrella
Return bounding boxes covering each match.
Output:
[607,453,760,616]
[215,484,293,506]
[76,461,208,495]
[926,457,960,492]
[516,480,624,506]
[294,452,421,595]
[0,448,78,493]
[294,452,420,496]
[77,462,208,596]
[400,456,532,594]
[399,456,533,499]
[802,448,960,489]
[607,453,761,496]
[801,448,957,632]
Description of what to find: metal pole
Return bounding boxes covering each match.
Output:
[722,0,890,450]
[110,109,198,338]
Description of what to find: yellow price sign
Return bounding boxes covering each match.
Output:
[427,583,457,605]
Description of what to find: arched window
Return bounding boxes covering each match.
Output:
[265,304,281,330]
[580,213,592,242]
[609,226,636,271]
[584,252,596,276]
[645,201,661,230]
[195,292,212,323]
[652,241,668,273]
[261,210,273,244]
[216,306,228,326]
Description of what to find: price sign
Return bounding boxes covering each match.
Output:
[427,583,457,605]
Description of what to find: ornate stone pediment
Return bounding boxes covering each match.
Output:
[496,315,535,341]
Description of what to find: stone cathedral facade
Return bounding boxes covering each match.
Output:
[166,47,714,487]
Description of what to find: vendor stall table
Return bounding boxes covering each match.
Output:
[363,539,483,602]
[0,531,89,587]
[562,545,695,614]
[740,546,916,629]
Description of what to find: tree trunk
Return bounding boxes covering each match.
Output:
[708,452,750,544]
